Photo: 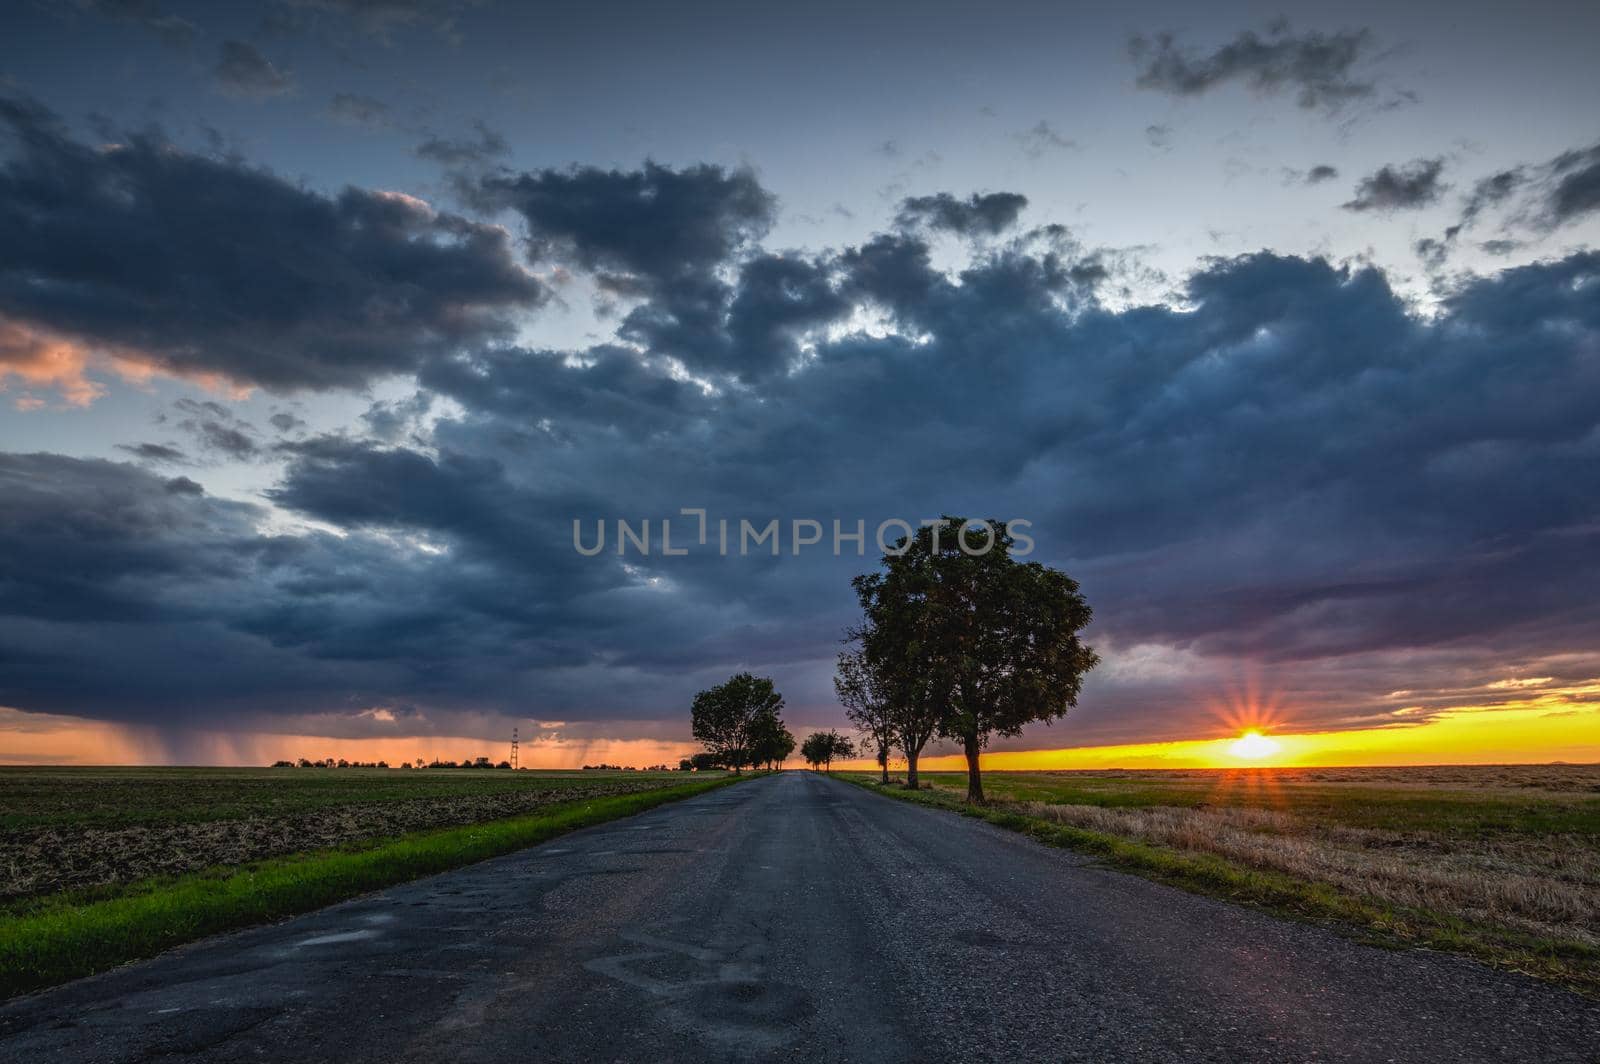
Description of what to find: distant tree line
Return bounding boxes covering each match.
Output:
[271,758,698,771]
[270,757,515,769]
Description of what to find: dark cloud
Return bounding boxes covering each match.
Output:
[115,442,188,463]
[192,421,259,460]
[1144,124,1173,150]
[1342,158,1447,212]
[360,391,432,442]
[895,192,1028,236]
[1305,164,1338,184]
[327,93,392,128]
[474,161,773,287]
[269,411,308,434]
[1461,168,1523,225]
[213,41,294,99]
[0,94,542,393]
[1014,121,1077,158]
[472,162,791,380]
[1547,143,1600,225]
[1130,24,1384,112]
[171,398,261,460]
[2,171,1598,749]
[414,121,508,166]
[1406,140,1599,264]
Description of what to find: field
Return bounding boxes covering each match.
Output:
[848,765,1600,994]
[0,766,692,898]
[0,767,736,997]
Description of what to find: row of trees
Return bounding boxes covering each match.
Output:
[690,672,797,772]
[799,730,855,772]
[837,517,1098,803]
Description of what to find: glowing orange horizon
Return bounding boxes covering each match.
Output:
[2,687,1596,770]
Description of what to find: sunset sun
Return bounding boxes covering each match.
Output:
[1228,730,1281,761]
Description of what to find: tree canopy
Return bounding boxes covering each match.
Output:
[848,518,1097,802]
[800,730,855,772]
[690,672,788,773]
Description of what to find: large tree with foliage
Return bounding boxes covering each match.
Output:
[853,518,1097,803]
[834,649,895,784]
[690,672,784,774]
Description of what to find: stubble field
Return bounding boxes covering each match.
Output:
[0,766,734,997]
[850,764,1600,994]
[0,766,689,899]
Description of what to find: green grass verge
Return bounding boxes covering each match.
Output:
[1,775,744,999]
[843,776,1599,998]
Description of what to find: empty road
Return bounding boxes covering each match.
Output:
[3,771,1597,1062]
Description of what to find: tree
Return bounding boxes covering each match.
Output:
[835,650,895,784]
[852,518,1097,803]
[800,731,827,771]
[850,535,957,791]
[678,758,695,772]
[691,673,784,774]
[690,751,722,772]
[800,730,855,772]
[823,731,854,771]
[748,705,797,770]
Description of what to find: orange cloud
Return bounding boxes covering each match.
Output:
[0,318,106,408]
[0,318,253,410]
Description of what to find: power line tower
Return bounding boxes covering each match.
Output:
[511,726,519,771]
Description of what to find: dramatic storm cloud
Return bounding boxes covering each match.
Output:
[3,153,1598,748]
[0,95,542,393]
[1,1,1597,759]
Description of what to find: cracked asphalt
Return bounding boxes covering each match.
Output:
[3,771,1597,1062]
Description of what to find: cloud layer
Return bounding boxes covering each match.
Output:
[1,151,1597,749]
[0,95,542,394]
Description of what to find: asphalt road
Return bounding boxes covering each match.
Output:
[4,772,1597,1063]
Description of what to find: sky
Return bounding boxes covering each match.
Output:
[1,0,1598,768]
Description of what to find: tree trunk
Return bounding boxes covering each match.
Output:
[878,743,889,785]
[905,748,920,790]
[963,733,984,804]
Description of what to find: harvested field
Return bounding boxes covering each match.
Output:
[0,767,704,902]
[850,764,1600,993]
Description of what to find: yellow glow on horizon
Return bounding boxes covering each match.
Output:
[1227,730,1281,760]
[849,696,1600,772]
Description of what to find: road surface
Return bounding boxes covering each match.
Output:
[3,771,1597,1062]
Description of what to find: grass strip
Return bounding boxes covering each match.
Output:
[1,775,743,999]
[843,776,1599,998]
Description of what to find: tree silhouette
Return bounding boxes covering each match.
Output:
[835,650,895,784]
[691,672,785,774]
[851,518,1097,802]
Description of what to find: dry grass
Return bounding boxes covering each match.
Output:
[1014,799,1599,949]
[863,765,1600,991]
